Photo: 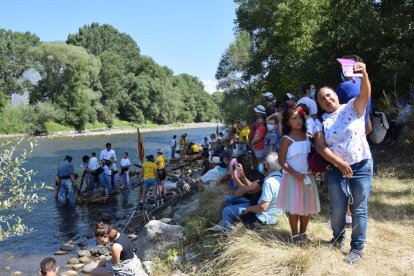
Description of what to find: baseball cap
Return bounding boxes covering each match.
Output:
[253,105,266,114]
[285,93,296,100]
[263,92,273,99]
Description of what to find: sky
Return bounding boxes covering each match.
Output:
[0,0,238,93]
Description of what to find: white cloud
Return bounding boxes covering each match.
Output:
[202,79,220,94]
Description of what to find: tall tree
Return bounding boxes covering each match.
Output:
[0,29,40,96]
[30,43,102,130]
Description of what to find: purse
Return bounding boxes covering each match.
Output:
[369,112,389,144]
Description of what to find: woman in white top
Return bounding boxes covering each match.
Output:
[315,62,372,264]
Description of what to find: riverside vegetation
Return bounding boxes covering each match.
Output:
[0,24,223,135]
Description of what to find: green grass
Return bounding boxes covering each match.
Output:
[44,121,73,133]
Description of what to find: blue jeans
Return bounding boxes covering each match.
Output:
[224,195,250,207]
[88,172,105,192]
[104,175,113,194]
[221,203,250,230]
[58,178,75,207]
[327,159,373,251]
[171,146,176,158]
[122,171,130,187]
[143,178,158,188]
[112,173,119,187]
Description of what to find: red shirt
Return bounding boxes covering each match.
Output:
[253,125,267,150]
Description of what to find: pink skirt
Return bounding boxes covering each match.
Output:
[276,173,320,215]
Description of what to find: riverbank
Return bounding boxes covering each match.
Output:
[0,122,225,139]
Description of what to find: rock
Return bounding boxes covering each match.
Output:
[142,261,153,276]
[133,220,186,261]
[64,264,74,269]
[98,255,112,261]
[82,261,99,273]
[60,270,78,276]
[76,237,88,247]
[91,245,110,256]
[159,218,175,224]
[160,205,174,218]
[61,243,75,251]
[11,272,23,276]
[54,250,68,255]
[173,196,199,224]
[72,263,84,271]
[79,256,91,264]
[172,256,184,265]
[68,239,76,244]
[77,249,92,258]
[184,252,197,261]
[67,258,80,264]
[127,234,138,240]
[115,210,126,219]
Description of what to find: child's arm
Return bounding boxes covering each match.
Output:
[278,137,305,181]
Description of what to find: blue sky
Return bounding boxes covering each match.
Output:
[0,0,237,93]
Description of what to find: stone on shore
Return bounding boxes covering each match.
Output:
[54,250,68,255]
[72,263,85,271]
[91,245,110,256]
[173,196,199,224]
[82,261,99,273]
[127,233,138,240]
[142,261,153,276]
[172,256,184,266]
[77,249,92,258]
[159,218,175,224]
[185,252,197,261]
[67,258,80,264]
[60,270,78,276]
[11,272,23,276]
[160,205,174,218]
[134,220,186,261]
[79,256,91,264]
[61,243,75,251]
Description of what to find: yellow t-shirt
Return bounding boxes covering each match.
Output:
[142,161,157,180]
[239,127,250,143]
[191,144,200,153]
[179,137,186,147]
[157,155,166,169]
[233,123,241,135]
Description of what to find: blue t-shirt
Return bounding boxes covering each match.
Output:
[264,129,280,154]
[57,160,74,177]
[256,171,283,224]
[336,78,371,127]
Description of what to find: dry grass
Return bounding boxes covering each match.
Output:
[194,166,414,276]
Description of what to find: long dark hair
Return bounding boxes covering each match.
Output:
[95,222,117,241]
[282,106,307,135]
[237,152,259,181]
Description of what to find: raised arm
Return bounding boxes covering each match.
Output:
[353,62,371,116]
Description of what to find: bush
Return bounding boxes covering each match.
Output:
[0,106,30,134]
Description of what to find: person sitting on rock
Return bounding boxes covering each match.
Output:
[90,222,141,276]
[39,257,59,276]
[198,156,228,192]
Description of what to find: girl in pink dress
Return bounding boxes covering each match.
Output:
[277,106,320,245]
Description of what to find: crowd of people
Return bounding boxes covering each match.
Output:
[196,57,374,265]
[48,57,398,275]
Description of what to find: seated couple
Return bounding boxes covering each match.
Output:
[209,152,283,231]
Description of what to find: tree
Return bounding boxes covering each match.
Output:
[0,139,44,240]
[0,29,40,96]
[30,43,102,130]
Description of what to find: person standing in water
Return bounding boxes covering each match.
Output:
[170,135,177,158]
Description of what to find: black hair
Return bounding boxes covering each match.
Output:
[73,173,79,180]
[173,135,176,139]
[236,152,259,181]
[106,143,111,147]
[40,257,57,275]
[282,106,307,135]
[301,82,314,94]
[91,152,96,156]
[82,155,90,163]
[296,103,310,116]
[124,152,128,156]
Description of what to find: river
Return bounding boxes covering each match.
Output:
[0,127,216,275]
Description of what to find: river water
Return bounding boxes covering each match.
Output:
[0,127,215,275]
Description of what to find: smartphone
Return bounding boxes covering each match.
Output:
[233,164,236,170]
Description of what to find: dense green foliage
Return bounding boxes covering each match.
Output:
[0,29,40,96]
[0,24,221,133]
[218,0,414,121]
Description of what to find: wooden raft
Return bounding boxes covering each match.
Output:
[75,154,201,205]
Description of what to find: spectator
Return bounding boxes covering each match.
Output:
[198,156,228,192]
[297,82,318,117]
[249,105,267,142]
[264,112,283,156]
[100,142,116,162]
[56,155,76,207]
[120,152,131,188]
[39,257,59,276]
[251,113,268,162]
[264,91,276,117]
[283,93,297,110]
[170,135,177,158]
[140,155,159,207]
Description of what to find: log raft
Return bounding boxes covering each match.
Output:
[75,154,201,205]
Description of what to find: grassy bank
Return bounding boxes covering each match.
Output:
[153,159,414,275]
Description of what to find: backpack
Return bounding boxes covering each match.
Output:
[369,111,389,144]
[307,117,330,173]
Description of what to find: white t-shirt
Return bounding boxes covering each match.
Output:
[305,117,316,136]
[100,149,116,161]
[120,158,131,167]
[256,171,284,224]
[297,96,318,116]
[103,164,111,176]
[88,157,100,170]
[315,99,371,165]
[170,138,176,147]
[200,166,227,186]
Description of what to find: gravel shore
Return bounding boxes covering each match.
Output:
[0,122,225,139]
